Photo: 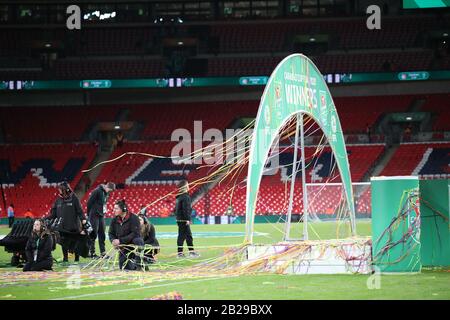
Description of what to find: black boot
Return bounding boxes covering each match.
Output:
[62,248,69,263]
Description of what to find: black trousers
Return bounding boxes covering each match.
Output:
[89,213,106,254]
[177,222,194,253]
[118,237,145,270]
[62,247,79,261]
[8,217,14,228]
[23,258,53,272]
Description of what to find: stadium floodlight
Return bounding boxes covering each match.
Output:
[82,10,117,21]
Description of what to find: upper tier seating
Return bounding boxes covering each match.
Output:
[0,105,121,143]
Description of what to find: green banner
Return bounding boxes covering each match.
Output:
[397,71,429,81]
[244,54,355,243]
[2,71,450,91]
[403,0,450,8]
[239,76,269,86]
[80,80,112,89]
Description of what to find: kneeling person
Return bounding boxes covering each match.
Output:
[23,219,53,272]
[109,199,144,270]
[138,214,160,263]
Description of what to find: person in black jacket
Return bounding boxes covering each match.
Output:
[87,182,115,258]
[23,219,53,272]
[175,180,199,258]
[109,199,144,270]
[47,182,87,263]
[138,214,159,263]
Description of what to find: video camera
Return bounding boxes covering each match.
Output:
[83,220,94,235]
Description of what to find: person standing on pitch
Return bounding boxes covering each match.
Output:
[175,180,199,258]
[7,204,15,228]
[47,181,87,263]
[87,181,115,258]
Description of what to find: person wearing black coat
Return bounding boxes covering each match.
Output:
[138,214,159,263]
[174,180,199,258]
[87,182,115,258]
[23,219,53,272]
[47,182,87,262]
[109,199,144,270]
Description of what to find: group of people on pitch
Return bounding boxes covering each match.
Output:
[22,179,198,272]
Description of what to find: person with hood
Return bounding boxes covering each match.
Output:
[23,219,53,272]
[109,199,144,270]
[47,181,87,263]
[87,181,115,258]
[138,213,159,263]
[174,180,199,258]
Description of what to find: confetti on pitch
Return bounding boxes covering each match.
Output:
[146,291,183,300]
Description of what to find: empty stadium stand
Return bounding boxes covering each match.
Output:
[335,95,414,134]
[208,16,439,52]
[80,142,385,217]
[1,50,435,80]
[127,95,413,140]
[1,16,442,57]
[53,59,166,80]
[0,143,96,217]
[0,3,449,228]
[420,94,450,132]
[381,142,450,178]
[202,144,385,216]
[0,95,415,147]
[0,105,121,143]
[207,51,433,77]
[81,141,211,217]
[1,14,447,80]
[127,101,258,139]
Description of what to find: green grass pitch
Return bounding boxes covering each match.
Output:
[0,220,449,300]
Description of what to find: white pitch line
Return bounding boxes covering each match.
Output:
[52,275,236,300]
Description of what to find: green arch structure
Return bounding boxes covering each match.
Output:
[244,54,356,243]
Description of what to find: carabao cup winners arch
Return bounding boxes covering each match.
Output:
[244,54,356,243]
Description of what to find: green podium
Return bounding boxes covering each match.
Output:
[420,179,450,267]
[371,176,421,273]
